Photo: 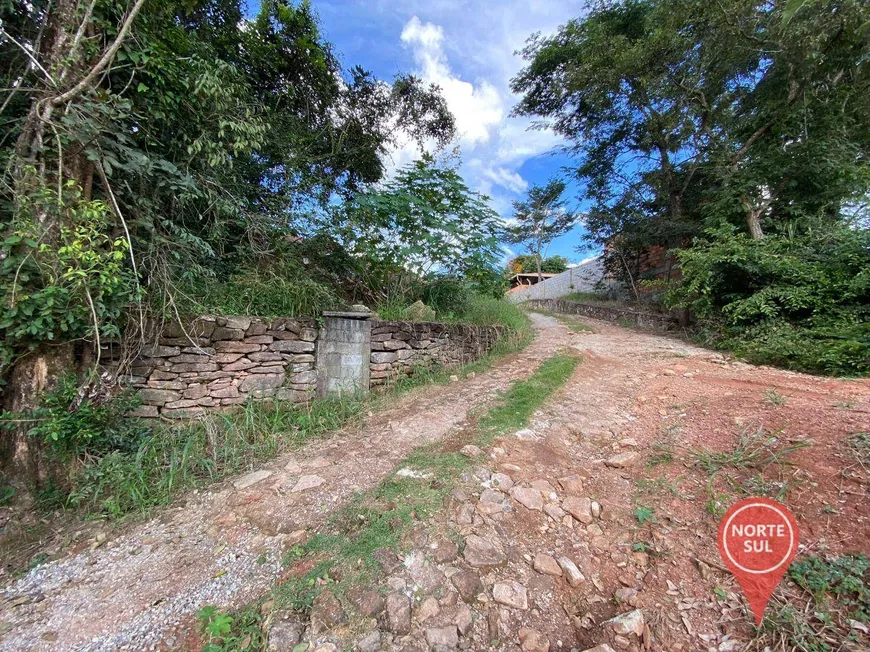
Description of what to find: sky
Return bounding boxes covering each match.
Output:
[311,0,598,265]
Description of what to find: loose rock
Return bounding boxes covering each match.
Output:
[492,581,528,610]
[510,487,543,511]
[562,496,593,524]
[233,470,272,490]
[532,553,562,577]
[557,556,585,586]
[425,626,459,649]
[605,452,640,468]
[518,627,550,652]
[605,609,645,637]
[385,593,412,634]
[463,535,506,567]
[451,570,483,603]
[291,475,326,492]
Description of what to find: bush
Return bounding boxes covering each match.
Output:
[421,276,468,316]
[0,374,151,460]
[673,225,870,375]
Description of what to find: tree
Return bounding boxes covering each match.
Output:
[502,180,576,281]
[0,0,456,382]
[511,0,870,279]
[507,254,569,275]
[342,157,502,281]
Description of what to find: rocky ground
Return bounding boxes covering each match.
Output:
[1,313,868,651]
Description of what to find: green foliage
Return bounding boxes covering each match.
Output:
[65,396,363,518]
[633,504,656,524]
[508,255,569,275]
[1,179,137,376]
[0,374,150,460]
[673,226,870,375]
[477,352,580,443]
[760,555,870,651]
[689,425,809,473]
[421,276,469,316]
[343,157,502,279]
[502,181,576,278]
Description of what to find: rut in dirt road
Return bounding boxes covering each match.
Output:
[0,314,573,652]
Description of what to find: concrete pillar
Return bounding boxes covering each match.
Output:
[316,311,372,398]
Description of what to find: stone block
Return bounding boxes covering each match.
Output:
[140,345,180,358]
[244,335,274,345]
[212,327,245,341]
[146,380,186,391]
[169,363,219,373]
[168,354,215,364]
[221,316,252,331]
[299,327,318,342]
[184,384,209,400]
[292,370,317,384]
[245,320,267,336]
[239,374,285,392]
[269,340,315,353]
[213,352,245,364]
[211,385,240,399]
[248,351,283,362]
[383,340,410,350]
[371,352,397,364]
[161,406,206,419]
[138,388,181,405]
[164,399,201,409]
[222,359,258,372]
[248,365,286,374]
[126,405,159,418]
[214,341,262,353]
[181,346,216,355]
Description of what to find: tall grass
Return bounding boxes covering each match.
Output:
[67,397,364,518]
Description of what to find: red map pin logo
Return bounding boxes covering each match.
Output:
[718,497,799,626]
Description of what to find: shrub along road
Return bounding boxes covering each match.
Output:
[1,313,868,651]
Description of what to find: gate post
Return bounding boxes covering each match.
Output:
[316,310,372,398]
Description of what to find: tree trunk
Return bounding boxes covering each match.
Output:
[746,211,764,240]
[535,251,543,282]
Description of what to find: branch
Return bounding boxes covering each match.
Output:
[51,0,147,107]
[0,32,56,85]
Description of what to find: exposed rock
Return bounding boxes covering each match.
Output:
[291,475,326,492]
[605,610,645,637]
[416,597,440,623]
[372,548,402,574]
[605,451,640,468]
[310,590,346,633]
[614,587,638,607]
[557,474,584,495]
[492,581,528,610]
[532,553,562,577]
[233,470,273,490]
[357,630,381,652]
[405,300,436,321]
[463,535,506,568]
[590,501,602,519]
[510,487,543,511]
[562,496,593,524]
[479,488,506,504]
[385,593,412,634]
[460,445,483,458]
[543,502,566,521]
[518,628,549,652]
[557,556,585,587]
[490,473,514,491]
[425,626,459,649]
[514,428,538,440]
[450,570,483,603]
[267,614,303,651]
[453,604,473,636]
[433,540,459,564]
[347,588,384,617]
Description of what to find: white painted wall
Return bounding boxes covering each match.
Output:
[507,257,609,303]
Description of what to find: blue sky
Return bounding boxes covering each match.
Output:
[310,0,597,265]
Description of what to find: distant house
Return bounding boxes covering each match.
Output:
[507,272,559,293]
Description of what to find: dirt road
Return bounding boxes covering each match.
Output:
[1,314,867,651]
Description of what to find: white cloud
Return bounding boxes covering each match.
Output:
[400,17,503,148]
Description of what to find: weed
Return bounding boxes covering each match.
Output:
[844,432,869,476]
[754,555,870,652]
[636,476,681,496]
[634,504,656,524]
[834,401,856,409]
[764,388,787,406]
[690,425,809,473]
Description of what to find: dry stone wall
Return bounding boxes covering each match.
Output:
[369,321,505,387]
[117,316,508,418]
[119,316,318,419]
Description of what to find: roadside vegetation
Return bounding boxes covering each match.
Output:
[195,351,580,650]
[511,0,870,375]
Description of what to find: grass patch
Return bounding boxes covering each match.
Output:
[764,388,787,406]
[754,554,870,652]
[202,350,581,646]
[690,425,810,473]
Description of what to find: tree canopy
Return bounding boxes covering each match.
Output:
[0,0,459,376]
